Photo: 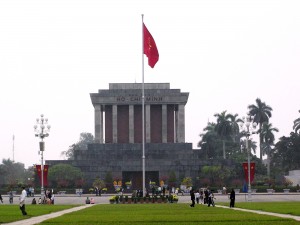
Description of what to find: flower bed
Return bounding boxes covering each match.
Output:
[108,195,178,204]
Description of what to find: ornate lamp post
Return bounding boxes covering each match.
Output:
[240,113,257,201]
[34,114,50,200]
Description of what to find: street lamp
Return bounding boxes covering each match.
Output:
[34,114,50,200]
[240,113,257,201]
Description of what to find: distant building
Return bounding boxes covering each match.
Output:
[47,83,202,189]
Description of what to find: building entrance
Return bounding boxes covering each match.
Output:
[122,171,159,190]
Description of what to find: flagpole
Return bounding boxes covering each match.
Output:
[141,14,146,197]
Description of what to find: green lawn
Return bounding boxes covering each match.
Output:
[1,203,299,225]
[0,205,76,223]
[219,202,300,216]
[39,204,299,225]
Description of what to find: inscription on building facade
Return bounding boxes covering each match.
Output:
[116,95,163,102]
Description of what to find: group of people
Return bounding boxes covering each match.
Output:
[189,187,236,208]
[85,197,95,204]
[190,188,215,207]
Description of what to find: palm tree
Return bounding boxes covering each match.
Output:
[240,138,257,155]
[260,122,279,178]
[214,111,234,159]
[248,98,273,160]
[198,122,219,159]
[230,114,243,143]
[293,110,300,134]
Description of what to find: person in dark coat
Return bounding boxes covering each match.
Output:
[190,188,195,207]
[204,189,209,204]
[230,189,235,208]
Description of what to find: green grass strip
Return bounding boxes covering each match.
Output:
[39,204,299,225]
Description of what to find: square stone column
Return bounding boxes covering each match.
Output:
[176,104,185,143]
[129,105,134,143]
[94,104,103,143]
[162,104,167,143]
[112,105,118,143]
[145,104,151,143]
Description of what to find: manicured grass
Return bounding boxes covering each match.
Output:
[219,202,300,216]
[40,204,299,225]
[0,205,76,223]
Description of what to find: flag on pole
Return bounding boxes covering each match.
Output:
[243,162,255,183]
[36,164,49,187]
[143,23,159,68]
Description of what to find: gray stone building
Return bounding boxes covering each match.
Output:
[47,83,202,189]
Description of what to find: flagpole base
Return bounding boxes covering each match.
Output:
[247,190,252,202]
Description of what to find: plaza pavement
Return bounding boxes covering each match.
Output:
[1,193,300,224]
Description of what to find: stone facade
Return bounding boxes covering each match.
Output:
[47,83,202,189]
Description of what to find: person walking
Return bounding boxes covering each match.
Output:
[19,187,27,216]
[0,193,3,203]
[230,189,235,208]
[190,188,195,207]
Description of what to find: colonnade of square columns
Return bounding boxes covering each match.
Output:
[94,103,185,144]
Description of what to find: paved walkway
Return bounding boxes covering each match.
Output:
[217,205,300,222]
[2,193,300,224]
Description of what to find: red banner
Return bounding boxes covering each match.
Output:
[35,165,49,187]
[243,162,255,183]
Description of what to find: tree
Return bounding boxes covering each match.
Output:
[104,171,113,191]
[293,110,300,134]
[181,177,193,188]
[260,122,279,178]
[248,98,273,160]
[0,159,27,188]
[273,132,300,173]
[61,132,94,160]
[168,171,177,188]
[48,164,83,188]
[93,178,106,190]
[214,111,234,159]
[230,114,243,143]
[198,122,222,159]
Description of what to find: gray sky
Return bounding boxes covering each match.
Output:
[1,0,300,168]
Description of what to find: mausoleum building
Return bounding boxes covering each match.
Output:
[47,83,202,189]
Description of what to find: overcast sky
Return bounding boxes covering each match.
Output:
[1,0,300,168]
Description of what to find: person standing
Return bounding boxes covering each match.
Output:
[190,188,195,207]
[19,187,27,216]
[230,189,235,208]
[200,190,204,204]
[9,191,14,204]
[195,190,200,204]
[204,189,209,204]
[0,193,3,203]
[207,190,214,207]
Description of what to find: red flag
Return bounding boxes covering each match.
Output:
[143,23,159,68]
[35,164,49,187]
[36,165,41,180]
[43,165,49,187]
[243,162,255,183]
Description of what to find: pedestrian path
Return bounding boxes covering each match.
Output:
[2,204,95,225]
[217,205,300,222]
